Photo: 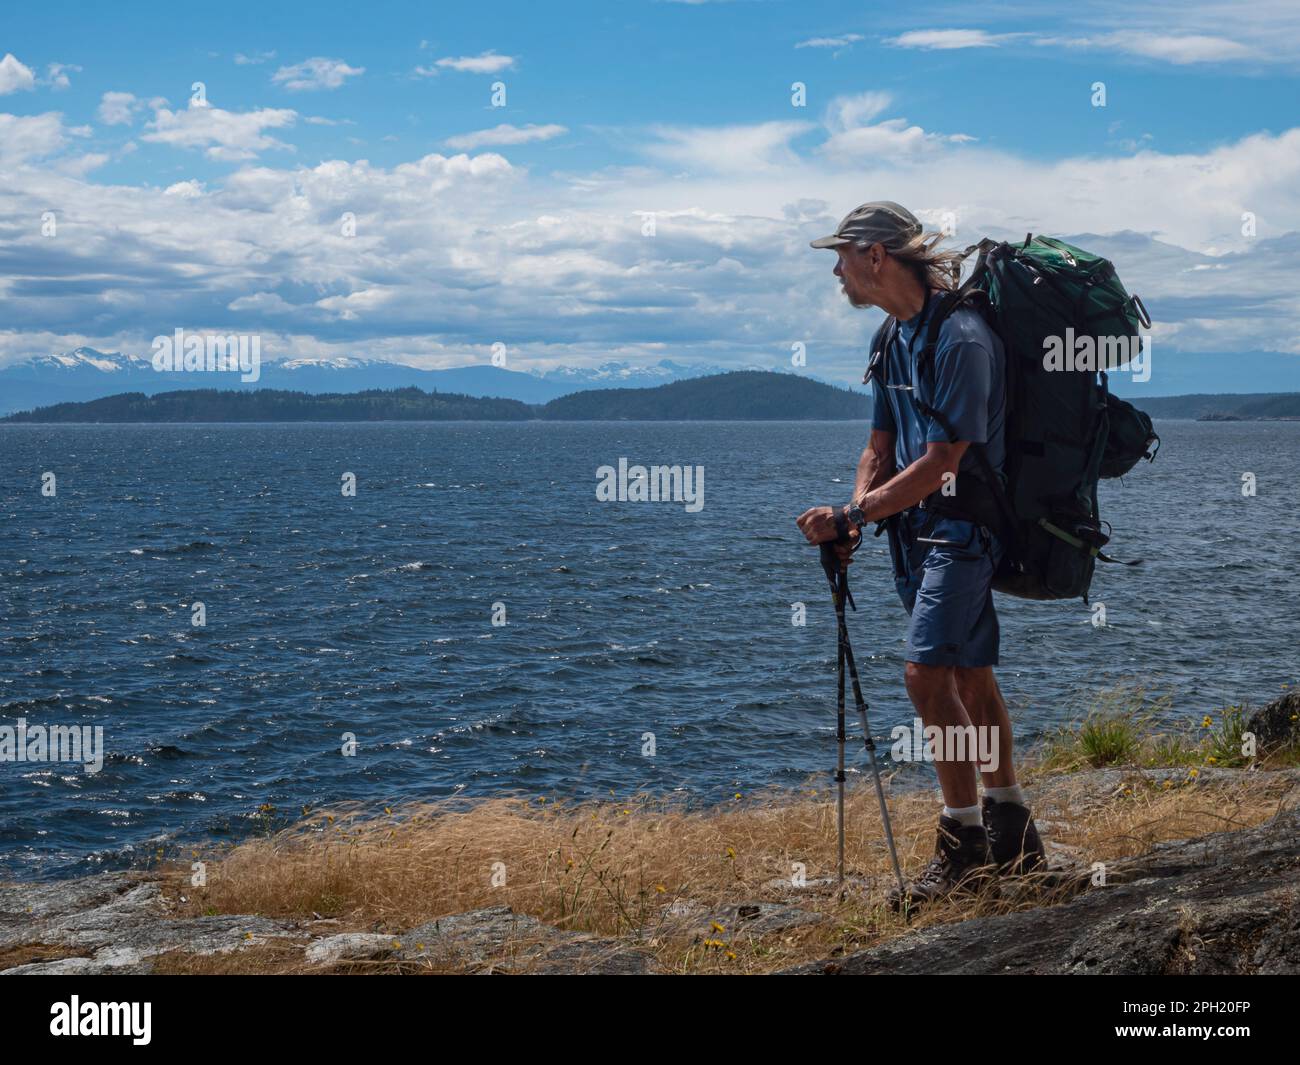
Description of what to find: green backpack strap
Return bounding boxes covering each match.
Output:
[1037,518,1142,566]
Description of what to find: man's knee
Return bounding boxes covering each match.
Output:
[905,660,955,702]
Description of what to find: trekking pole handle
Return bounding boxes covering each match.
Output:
[818,539,841,582]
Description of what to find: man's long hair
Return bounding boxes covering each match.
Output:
[873,231,964,292]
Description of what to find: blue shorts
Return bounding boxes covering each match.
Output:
[892,512,1002,669]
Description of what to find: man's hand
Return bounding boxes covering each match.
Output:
[796,506,860,565]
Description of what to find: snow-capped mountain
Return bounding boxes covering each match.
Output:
[0,349,766,415]
[23,348,152,374]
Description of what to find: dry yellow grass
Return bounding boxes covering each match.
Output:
[167,765,1300,974]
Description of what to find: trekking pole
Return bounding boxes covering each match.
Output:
[818,541,907,897]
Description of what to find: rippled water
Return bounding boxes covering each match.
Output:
[1,420,1297,877]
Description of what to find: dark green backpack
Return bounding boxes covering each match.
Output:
[869,234,1159,601]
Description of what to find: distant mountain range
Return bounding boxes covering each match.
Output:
[1133,392,1300,420]
[0,372,870,423]
[0,349,760,415]
[2,354,1297,424]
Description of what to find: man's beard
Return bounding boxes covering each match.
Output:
[843,285,873,309]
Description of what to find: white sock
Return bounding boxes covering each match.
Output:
[942,804,983,827]
[984,784,1026,806]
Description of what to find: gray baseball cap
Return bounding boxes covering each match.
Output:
[809,200,922,250]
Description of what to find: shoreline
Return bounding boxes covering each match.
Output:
[4,692,1297,974]
[4,761,1297,976]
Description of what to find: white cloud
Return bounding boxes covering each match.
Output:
[2,93,1299,386]
[888,22,1262,65]
[143,103,297,160]
[819,91,974,162]
[271,57,364,91]
[826,91,894,129]
[0,53,36,94]
[0,112,67,164]
[228,291,293,313]
[420,51,515,74]
[1049,32,1257,65]
[45,62,80,90]
[886,29,1010,50]
[644,120,813,173]
[444,123,567,150]
[55,151,108,176]
[234,50,277,66]
[164,180,205,198]
[795,34,864,49]
[1124,34,1254,63]
[98,91,142,126]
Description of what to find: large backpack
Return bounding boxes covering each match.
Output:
[867,234,1159,601]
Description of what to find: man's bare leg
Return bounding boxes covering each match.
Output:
[903,661,979,808]
[891,660,995,907]
[955,665,1016,789]
[955,665,1046,874]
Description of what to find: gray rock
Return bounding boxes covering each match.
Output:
[304,933,399,966]
[0,871,297,975]
[526,937,661,975]
[3,956,156,976]
[693,901,825,939]
[0,871,140,925]
[782,808,1300,975]
[398,907,549,963]
[1246,690,1300,751]
[397,906,662,974]
[650,897,826,940]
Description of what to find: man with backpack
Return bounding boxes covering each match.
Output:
[797,201,1046,908]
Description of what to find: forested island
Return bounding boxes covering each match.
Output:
[0,371,870,422]
[2,371,1298,424]
[1137,392,1300,420]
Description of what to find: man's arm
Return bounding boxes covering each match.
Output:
[858,439,969,523]
[853,428,896,505]
[861,323,992,522]
[796,438,968,546]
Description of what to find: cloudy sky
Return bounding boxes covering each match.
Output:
[2,0,1299,394]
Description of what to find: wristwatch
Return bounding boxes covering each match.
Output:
[844,502,867,531]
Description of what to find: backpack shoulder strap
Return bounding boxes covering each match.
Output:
[915,240,1006,415]
[909,266,1024,563]
[864,315,898,387]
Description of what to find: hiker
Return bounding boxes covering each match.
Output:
[797,201,1045,908]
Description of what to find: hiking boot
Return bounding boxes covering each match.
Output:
[889,815,993,912]
[982,796,1046,876]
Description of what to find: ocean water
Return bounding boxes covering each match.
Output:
[1,419,1297,878]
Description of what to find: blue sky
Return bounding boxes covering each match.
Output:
[2,0,1299,394]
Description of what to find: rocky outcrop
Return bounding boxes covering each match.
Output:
[0,879,660,975]
[1246,690,1300,751]
[3,770,1296,975]
[0,873,298,975]
[783,809,1300,975]
[390,907,661,974]
[304,933,399,966]
[654,898,826,940]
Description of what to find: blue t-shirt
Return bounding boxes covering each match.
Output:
[870,293,1006,479]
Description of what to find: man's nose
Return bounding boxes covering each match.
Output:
[833,259,843,278]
